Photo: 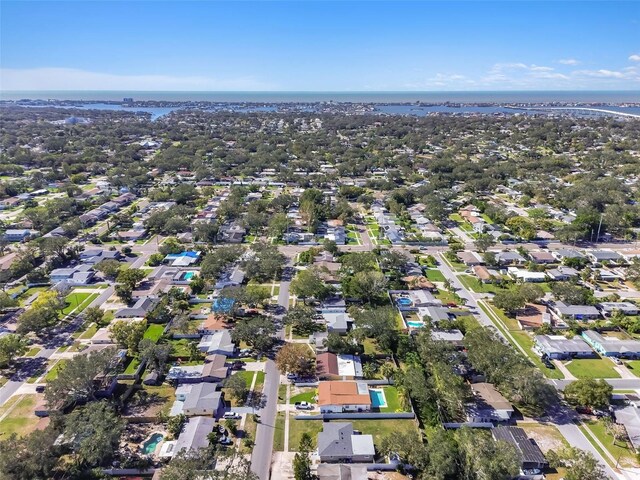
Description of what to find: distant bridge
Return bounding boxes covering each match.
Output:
[506,105,640,119]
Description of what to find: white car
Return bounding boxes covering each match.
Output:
[223,412,241,419]
[295,401,313,410]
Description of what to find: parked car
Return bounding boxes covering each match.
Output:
[219,435,233,445]
[612,357,622,365]
[35,385,46,393]
[286,373,297,380]
[295,401,313,410]
[223,412,241,419]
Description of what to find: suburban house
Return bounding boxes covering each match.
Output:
[79,249,121,264]
[322,312,353,334]
[316,353,364,380]
[552,249,585,262]
[495,251,526,266]
[319,297,347,314]
[317,422,375,463]
[217,222,246,243]
[466,383,514,423]
[309,331,329,352]
[598,302,639,317]
[431,329,465,347]
[164,251,201,267]
[586,250,623,264]
[318,381,372,413]
[50,264,95,285]
[551,302,601,322]
[473,265,495,283]
[114,297,158,319]
[457,251,483,266]
[582,331,640,359]
[197,330,235,356]
[507,267,547,283]
[170,382,223,417]
[160,416,216,458]
[166,356,228,384]
[316,464,368,480]
[614,405,640,453]
[214,265,245,289]
[528,251,556,264]
[546,266,579,281]
[4,229,38,242]
[534,334,594,360]
[492,426,548,470]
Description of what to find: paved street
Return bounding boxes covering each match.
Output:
[250,359,279,480]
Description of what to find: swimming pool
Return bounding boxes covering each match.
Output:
[406,320,425,328]
[141,433,164,455]
[397,297,413,307]
[369,389,387,408]
[182,271,195,281]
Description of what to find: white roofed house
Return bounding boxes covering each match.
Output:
[322,312,353,335]
[197,330,235,356]
[50,264,95,285]
[160,416,216,458]
[598,302,639,317]
[534,334,594,360]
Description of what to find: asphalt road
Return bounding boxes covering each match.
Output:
[250,255,292,479]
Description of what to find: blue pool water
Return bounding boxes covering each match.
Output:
[142,433,163,454]
[397,298,412,306]
[213,297,235,313]
[407,320,425,328]
[370,389,387,408]
[182,271,195,280]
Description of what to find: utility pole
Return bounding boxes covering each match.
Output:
[595,213,603,243]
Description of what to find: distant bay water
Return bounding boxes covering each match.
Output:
[2,90,639,103]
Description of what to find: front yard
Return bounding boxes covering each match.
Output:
[564,358,620,379]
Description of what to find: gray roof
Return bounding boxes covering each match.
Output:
[587,250,622,262]
[615,406,640,450]
[534,334,593,355]
[183,383,222,412]
[174,416,215,453]
[554,302,600,317]
[317,422,374,459]
[582,330,640,355]
[492,426,547,467]
[424,306,451,322]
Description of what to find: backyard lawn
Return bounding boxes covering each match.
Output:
[143,324,165,342]
[624,360,640,376]
[565,358,620,379]
[378,386,409,413]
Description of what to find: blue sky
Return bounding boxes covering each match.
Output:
[1,1,639,91]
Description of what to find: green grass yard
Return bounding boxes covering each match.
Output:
[581,419,639,468]
[424,268,446,282]
[290,388,316,404]
[143,324,165,342]
[565,358,620,379]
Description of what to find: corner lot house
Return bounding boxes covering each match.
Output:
[50,264,95,285]
[317,422,375,463]
[466,383,514,423]
[318,381,372,413]
[582,331,640,359]
[492,426,548,470]
[534,334,594,360]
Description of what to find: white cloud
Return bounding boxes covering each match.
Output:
[629,54,640,62]
[576,69,627,78]
[0,67,273,91]
[558,58,581,65]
